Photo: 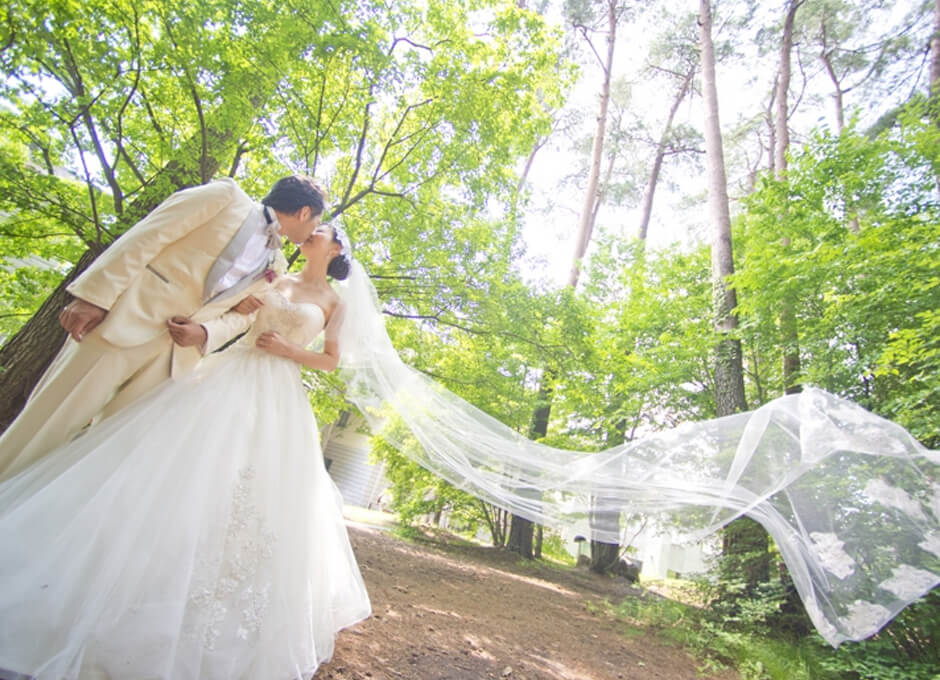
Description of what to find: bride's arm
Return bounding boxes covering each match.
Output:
[255,302,346,372]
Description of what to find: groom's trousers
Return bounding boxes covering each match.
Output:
[0,331,174,482]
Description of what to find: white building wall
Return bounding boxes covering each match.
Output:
[321,413,389,509]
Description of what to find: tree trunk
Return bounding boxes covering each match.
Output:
[931,0,940,97]
[637,68,694,242]
[510,1,625,562]
[511,0,621,559]
[820,42,845,133]
[568,0,617,288]
[931,0,940,188]
[766,77,777,177]
[507,515,535,559]
[590,541,620,574]
[699,0,746,417]
[777,0,804,396]
[0,249,98,430]
[774,1,801,177]
[589,412,632,574]
[507,373,554,559]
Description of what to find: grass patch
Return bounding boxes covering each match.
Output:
[342,504,400,529]
[601,593,834,680]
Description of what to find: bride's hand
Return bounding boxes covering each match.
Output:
[255,330,293,358]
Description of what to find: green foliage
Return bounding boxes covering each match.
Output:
[558,235,717,445]
[608,586,938,680]
[733,113,940,445]
[540,530,576,565]
[369,417,487,535]
[0,0,572,341]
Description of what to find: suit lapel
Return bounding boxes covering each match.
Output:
[205,253,271,305]
[202,205,264,302]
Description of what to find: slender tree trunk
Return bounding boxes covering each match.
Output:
[511,0,621,561]
[774,2,800,177]
[577,0,623,570]
[931,0,940,190]
[931,0,940,189]
[931,0,940,96]
[507,514,535,558]
[766,78,777,177]
[820,41,845,134]
[0,249,98,430]
[637,68,694,242]
[507,374,553,559]
[699,0,746,417]
[568,0,617,288]
[777,0,804,396]
[516,136,548,197]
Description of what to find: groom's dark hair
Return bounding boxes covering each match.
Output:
[262,175,326,217]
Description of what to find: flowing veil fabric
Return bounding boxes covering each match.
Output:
[333,260,938,647]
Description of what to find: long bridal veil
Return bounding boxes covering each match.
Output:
[332,260,938,647]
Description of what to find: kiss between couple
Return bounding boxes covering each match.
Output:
[0,176,937,679]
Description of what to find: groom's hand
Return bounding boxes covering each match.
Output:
[230,295,264,315]
[59,298,107,342]
[167,316,208,347]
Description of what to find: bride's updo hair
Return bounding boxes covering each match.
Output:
[327,224,351,281]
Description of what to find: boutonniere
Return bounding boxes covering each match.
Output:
[262,250,289,282]
[272,250,288,275]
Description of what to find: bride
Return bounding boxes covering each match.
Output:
[0,223,370,679]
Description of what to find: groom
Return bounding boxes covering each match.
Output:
[0,174,325,481]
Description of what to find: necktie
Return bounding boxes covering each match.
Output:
[262,207,282,249]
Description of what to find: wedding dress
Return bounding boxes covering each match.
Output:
[0,290,371,680]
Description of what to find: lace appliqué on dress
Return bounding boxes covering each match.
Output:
[187,467,278,651]
[841,601,892,638]
[863,478,927,522]
[878,564,938,601]
[810,532,856,579]
[240,291,326,350]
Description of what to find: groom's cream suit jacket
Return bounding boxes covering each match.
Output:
[67,177,283,375]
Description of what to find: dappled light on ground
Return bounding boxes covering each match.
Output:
[316,527,739,680]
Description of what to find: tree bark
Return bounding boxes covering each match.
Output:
[510,0,621,561]
[819,33,845,134]
[0,249,99,430]
[562,0,621,565]
[637,68,694,242]
[568,0,617,288]
[507,373,554,559]
[774,1,801,177]
[930,0,940,189]
[507,514,535,559]
[931,0,940,96]
[699,0,746,417]
[777,0,804,396]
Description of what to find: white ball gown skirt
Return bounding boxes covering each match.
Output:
[0,344,371,680]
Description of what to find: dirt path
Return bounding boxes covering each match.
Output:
[316,526,738,680]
